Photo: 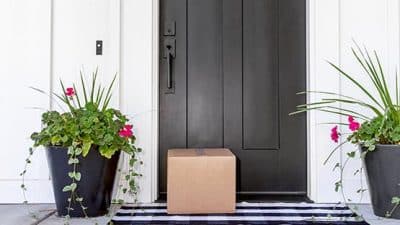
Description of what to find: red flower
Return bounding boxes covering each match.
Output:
[65,87,75,97]
[119,124,133,138]
[348,116,360,131]
[330,125,339,143]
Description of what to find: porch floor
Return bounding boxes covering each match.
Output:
[0,204,397,225]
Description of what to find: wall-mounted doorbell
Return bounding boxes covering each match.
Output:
[96,40,103,55]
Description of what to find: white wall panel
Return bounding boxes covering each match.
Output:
[52,0,120,109]
[310,0,400,203]
[0,0,53,203]
[119,0,154,203]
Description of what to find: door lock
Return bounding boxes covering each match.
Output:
[163,38,176,58]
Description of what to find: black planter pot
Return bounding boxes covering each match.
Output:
[46,146,120,217]
[362,144,400,219]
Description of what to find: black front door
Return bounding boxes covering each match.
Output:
[159,0,307,196]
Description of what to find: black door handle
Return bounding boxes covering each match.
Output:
[163,38,175,93]
[166,50,173,89]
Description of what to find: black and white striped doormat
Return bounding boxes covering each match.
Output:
[111,202,368,224]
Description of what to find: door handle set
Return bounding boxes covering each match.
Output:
[163,21,176,94]
[163,38,175,93]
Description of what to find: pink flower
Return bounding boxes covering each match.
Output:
[330,126,340,143]
[65,87,75,97]
[119,129,133,137]
[124,124,133,130]
[119,124,133,138]
[348,116,360,131]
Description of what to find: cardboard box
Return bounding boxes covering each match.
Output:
[167,148,236,214]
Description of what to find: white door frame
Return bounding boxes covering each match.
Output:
[150,0,160,202]
[149,0,317,202]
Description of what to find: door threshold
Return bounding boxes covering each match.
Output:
[237,194,312,203]
[156,193,312,203]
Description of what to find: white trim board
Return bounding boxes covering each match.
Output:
[150,0,160,203]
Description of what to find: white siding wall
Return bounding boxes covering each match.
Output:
[309,0,400,202]
[0,0,399,203]
[0,0,53,203]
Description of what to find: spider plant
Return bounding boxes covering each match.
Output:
[290,43,400,218]
[290,43,400,148]
[56,68,117,112]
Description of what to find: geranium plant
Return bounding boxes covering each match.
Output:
[291,43,400,218]
[21,70,141,222]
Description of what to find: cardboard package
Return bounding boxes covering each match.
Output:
[167,148,236,214]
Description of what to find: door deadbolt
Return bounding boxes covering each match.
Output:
[163,38,176,58]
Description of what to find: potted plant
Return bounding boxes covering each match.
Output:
[291,44,400,219]
[20,70,141,220]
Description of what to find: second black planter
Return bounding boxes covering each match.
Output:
[46,146,120,217]
[362,144,400,219]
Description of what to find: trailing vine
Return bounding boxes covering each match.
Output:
[330,143,398,218]
[64,144,88,221]
[112,152,143,205]
[20,147,39,221]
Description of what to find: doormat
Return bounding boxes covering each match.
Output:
[111,202,369,224]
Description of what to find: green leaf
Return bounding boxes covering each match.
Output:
[129,180,136,191]
[368,144,376,151]
[334,181,342,192]
[129,157,137,167]
[80,71,88,103]
[357,188,367,193]
[328,61,383,109]
[347,151,356,158]
[73,83,82,108]
[82,139,93,157]
[67,147,74,155]
[392,197,400,204]
[99,146,117,159]
[68,158,79,165]
[75,148,82,156]
[61,135,69,143]
[90,68,98,103]
[75,172,81,181]
[102,73,117,110]
[51,135,61,145]
[62,185,72,192]
[70,183,77,191]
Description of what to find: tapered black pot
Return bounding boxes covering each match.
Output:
[46,146,120,217]
[362,144,400,219]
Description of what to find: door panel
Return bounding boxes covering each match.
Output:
[187,0,223,148]
[159,0,307,195]
[243,0,279,150]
